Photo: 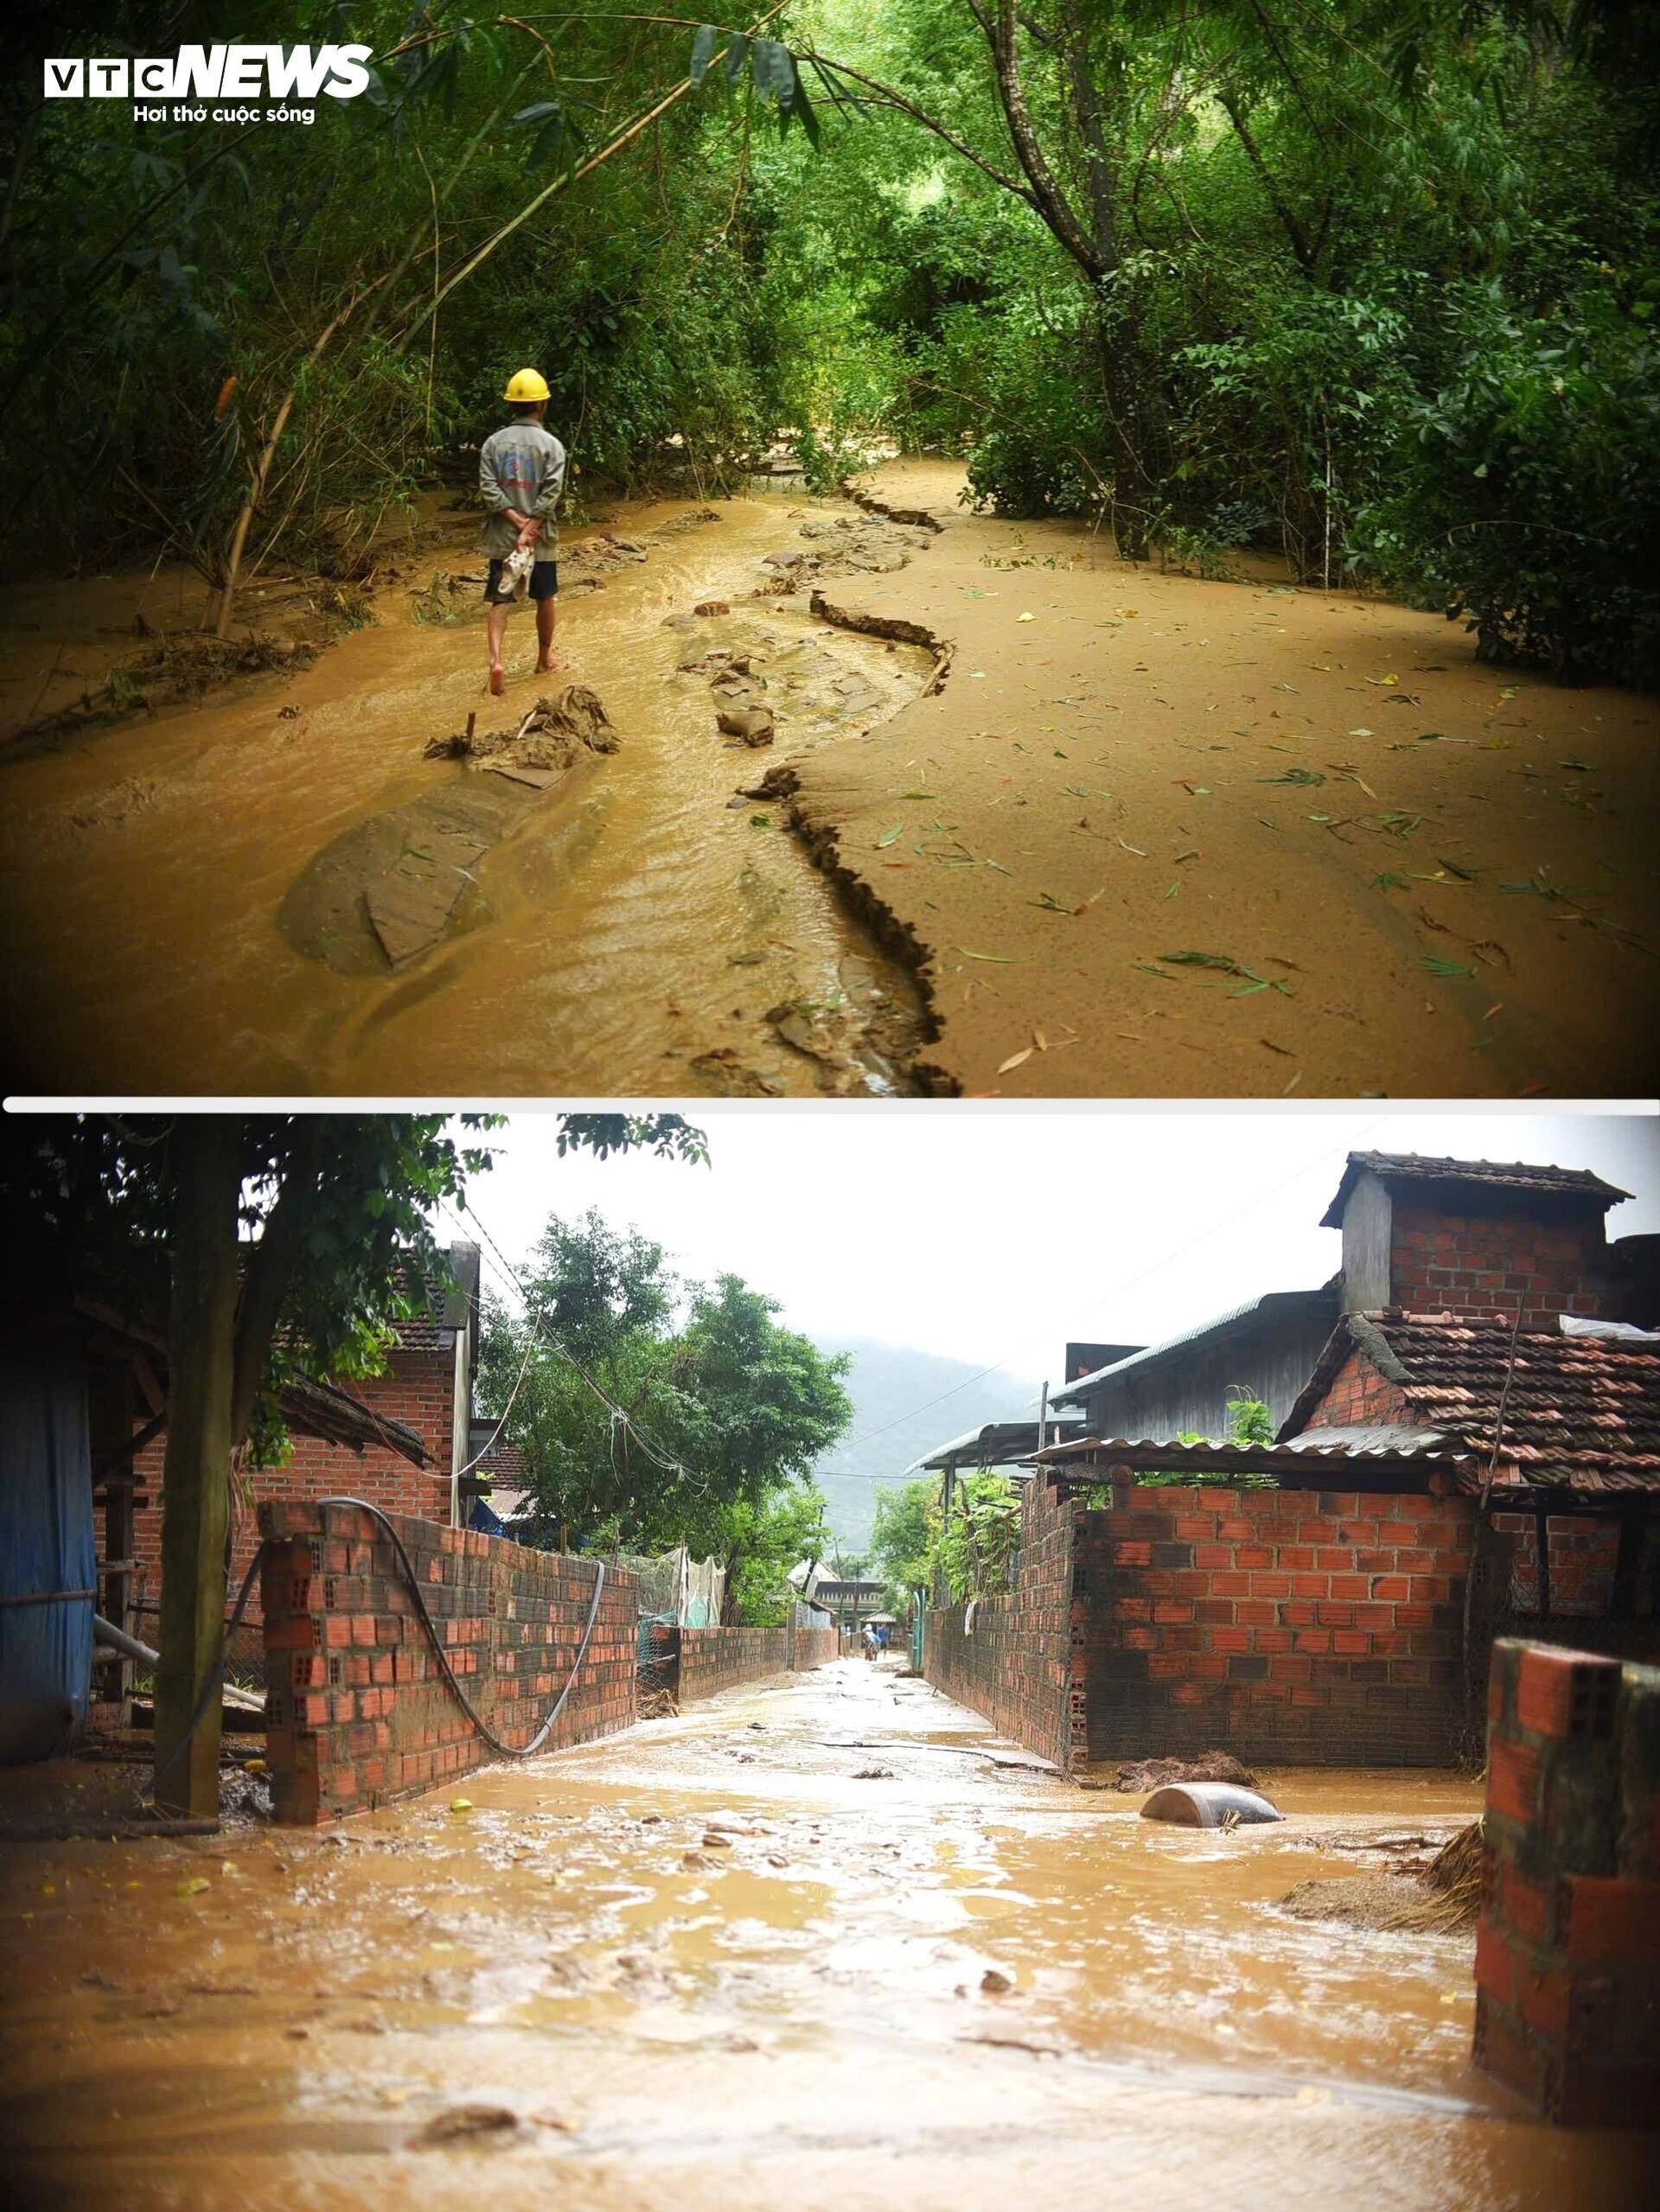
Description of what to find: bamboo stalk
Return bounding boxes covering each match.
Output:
[212,282,387,638]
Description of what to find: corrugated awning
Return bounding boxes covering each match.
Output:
[1028,1433,1473,1488]
[907,1417,1082,1474]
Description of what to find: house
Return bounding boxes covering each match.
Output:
[0,1285,435,1755]
[920,1150,1660,1772]
[122,1242,482,1654]
[1053,1289,1339,1445]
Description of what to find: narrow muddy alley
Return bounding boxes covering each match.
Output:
[0,1659,1645,2212]
[0,490,939,1096]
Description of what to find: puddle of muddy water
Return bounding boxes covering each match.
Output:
[0,497,937,1096]
[0,1662,1650,2212]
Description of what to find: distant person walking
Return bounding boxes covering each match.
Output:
[479,369,567,697]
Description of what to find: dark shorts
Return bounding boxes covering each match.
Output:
[484,558,559,604]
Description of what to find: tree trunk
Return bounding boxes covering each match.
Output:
[153,1121,241,1818]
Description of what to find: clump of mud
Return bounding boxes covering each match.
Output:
[1108,1751,1258,1794]
[1279,1820,1484,1935]
[284,684,618,973]
[425,684,617,782]
[759,512,933,588]
[669,618,903,759]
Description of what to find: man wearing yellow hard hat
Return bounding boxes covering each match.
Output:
[478,369,567,695]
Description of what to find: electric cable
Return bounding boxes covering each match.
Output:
[145,1495,609,1814]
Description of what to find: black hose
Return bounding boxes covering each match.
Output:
[148,1499,608,1807]
[315,1495,607,1758]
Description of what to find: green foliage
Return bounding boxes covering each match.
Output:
[935,1470,1023,1603]
[1136,1389,1280,1488]
[726,1482,832,1625]
[870,1477,936,1610]
[1350,281,1660,682]
[5,3,1657,682]
[479,1209,852,1614]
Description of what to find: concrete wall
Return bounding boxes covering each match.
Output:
[923,1476,1079,1769]
[258,1500,636,1824]
[1475,1641,1660,2124]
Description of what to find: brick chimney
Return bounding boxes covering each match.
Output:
[1323,1153,1630,1329]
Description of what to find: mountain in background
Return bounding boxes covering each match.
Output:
[806,1335,1042,1555]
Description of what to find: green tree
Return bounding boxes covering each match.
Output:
[483,1240,852,1619]
[870,1477,937,1610]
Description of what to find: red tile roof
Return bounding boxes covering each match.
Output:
[1320,1152,1631,1227]
[1286,1312,1660,1491]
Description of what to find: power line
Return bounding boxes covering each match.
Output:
[438,1194,706,1490]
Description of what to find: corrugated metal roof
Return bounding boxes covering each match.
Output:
[1280,1423,1446,1455]
[1033,1433,1460,1467]
[1051,1287,1331,1409]
[906,1417,1082,1475]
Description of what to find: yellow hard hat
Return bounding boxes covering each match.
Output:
[503,367,550,403]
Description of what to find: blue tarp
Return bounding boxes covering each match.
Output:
[0,1328,94,1763]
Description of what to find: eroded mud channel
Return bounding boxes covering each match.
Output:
[2,1661,1646,2212]
[0,497,942,1095]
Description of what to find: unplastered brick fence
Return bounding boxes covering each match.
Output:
[923,1476,1078,1769]
[677,1621,840,1705]
[1076,1482,1476,1767]
[258,1501,637,1824]
[1475,1641,1660,2125]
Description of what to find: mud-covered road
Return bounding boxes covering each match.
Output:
[3,464,1656,1098]
[0,488,938,1097]
[1,1658,1646,2211]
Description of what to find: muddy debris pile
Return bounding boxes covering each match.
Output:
[675,622,901,755]
[1105,1751,1259,1794]
[1278,1819,1484,1935]
[425,684,617,787]
[9,629,320,749]
[757,512,933,590]
[284,686,616,975]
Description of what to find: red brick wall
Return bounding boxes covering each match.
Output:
[793,1625,840,1671]
[258,1500,635,1824]
[125,1345,457,1642]
[1075,1480,1475,1766]
[1389,1199,1612,1328]
[923,1477,1079,1769]
[1298,1346,1412,1429]
[1474,1641,1660,2125]
[1493,1514,1621,1616]
[677,1622,840,1704]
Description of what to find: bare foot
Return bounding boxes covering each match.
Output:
[487,666,505,697]
[534,656,569,675]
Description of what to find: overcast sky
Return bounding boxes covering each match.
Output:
[442,1109,1659,1404]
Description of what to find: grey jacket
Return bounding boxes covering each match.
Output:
[478,421,566,559]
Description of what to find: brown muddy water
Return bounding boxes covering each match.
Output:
[0,492,936,1096]
[0,1660,1647,2212]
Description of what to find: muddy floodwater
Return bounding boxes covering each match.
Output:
[1,1660,1648,2211]
[0,491,936,1096]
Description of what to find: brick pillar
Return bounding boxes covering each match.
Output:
[1475,1640,1660,2124]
